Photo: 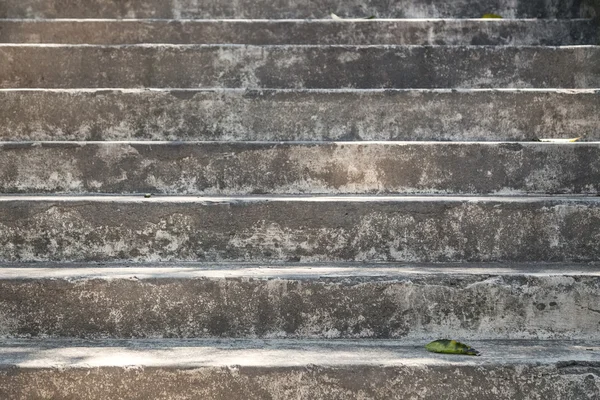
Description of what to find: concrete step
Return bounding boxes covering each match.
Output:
[0,263,598,339]
[2,19,598,46]
[2,141,600,195]
[1,45,599,89]
[0,0,588,19]
[0,338,598,399]
[0,195,599,262]
[2,89,598,142]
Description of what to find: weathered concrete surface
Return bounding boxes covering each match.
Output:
[2,89,598,142]
[0,195,599,262]
[2,45,599,89]
[2,19,598,46]
[0,0,586,19]
[583,0,600,18]
[0,264,598,339]
[0,339,598,399]
[2,141,600,195]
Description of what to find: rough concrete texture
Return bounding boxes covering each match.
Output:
[0,0,586,19]
[0,339,598,399]
[2,141,600,195]
[2,45,599,89]
[0,195,599,262]
[583,0,600,17]
[1,89,598,142]
[1,19,598,46]
[0,264,598,339]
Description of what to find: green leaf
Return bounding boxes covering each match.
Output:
[425,340,481,356]
[482,13,503,18]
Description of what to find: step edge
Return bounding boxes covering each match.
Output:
[0,263,599,279]
[0,18,596,22]
[1,43,599,48]
[1,194,599,202]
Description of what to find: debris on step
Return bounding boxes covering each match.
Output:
[426,339,481,356]
[331,13,375,20]
[538,137,582,142]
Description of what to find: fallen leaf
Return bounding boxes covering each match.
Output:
[538,137,582,142]
[482,13,503,18]
[425,339,481,356]
[331,13,376,20]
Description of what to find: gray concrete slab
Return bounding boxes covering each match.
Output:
[0,339,598,399]
[1,44,599,88]
[0,195,599,262]
[0,1,598,398]
[1,19,597,46]
[2,141,600,195]
[1,89,598,141]
[0,264,598,339]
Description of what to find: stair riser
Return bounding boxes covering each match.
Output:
[0,364,598,400]
[0,0,586,19]
[2,89,598,142]
[2,46,598,89]
[1,198,599,262]
[2,142,600,195]
[2,20,598,46]
[1,273,598,339]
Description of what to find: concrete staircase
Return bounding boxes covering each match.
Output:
[0,0,599,398]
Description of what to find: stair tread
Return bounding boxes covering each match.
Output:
[2,88,598,92]
[0,338,598,367]
[2,138,599,143]
[3,43,598,47]
[1,262,599,278]
[0,263,598,280]
[2,18,595,21]
[0,339,597,398]
[1,194,599,201]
